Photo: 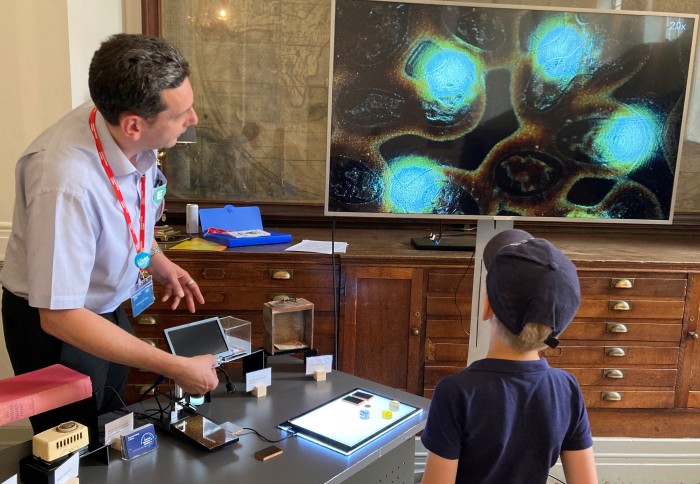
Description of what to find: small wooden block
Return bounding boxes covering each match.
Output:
[313,369,326,381]
[252,383,267,398]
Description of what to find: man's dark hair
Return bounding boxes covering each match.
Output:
[88,33,190,125]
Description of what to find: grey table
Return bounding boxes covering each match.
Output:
[0,357,430,483]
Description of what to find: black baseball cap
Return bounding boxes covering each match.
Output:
[483,229,580,349]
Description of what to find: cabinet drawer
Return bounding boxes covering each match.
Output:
[578,276,687,298]
[427,271,474,292]
[543,346,679,365]
[426,295,471,317]
[561,321,682,342]
[561,367,677,387]
[426,319,470,340]
[582,390,675,409]
[424,365,464,387]
[576,299,685,320]
[425,340,468,363]
[148,287,335,312]
[173,262,334,288]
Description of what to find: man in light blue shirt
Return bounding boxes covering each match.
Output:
[0,34,219,432]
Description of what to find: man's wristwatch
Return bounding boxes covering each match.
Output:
[150,245,163,256]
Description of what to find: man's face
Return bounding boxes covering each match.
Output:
[141,77,198,150]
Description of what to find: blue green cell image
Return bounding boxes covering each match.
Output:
[527,14,598,88]
[404,39,485,124]
[328,0,695,221]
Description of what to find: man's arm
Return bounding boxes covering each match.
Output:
[148,242,204,312]
[39,307,218,395]
[561,447,598,484]
[421,450,458,484]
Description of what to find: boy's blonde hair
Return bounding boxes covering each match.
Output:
[491,316,553,352]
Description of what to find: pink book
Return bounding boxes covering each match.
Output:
[0,364,92,426]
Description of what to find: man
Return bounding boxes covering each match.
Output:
[0,34,218,430]
[421,229,597,483]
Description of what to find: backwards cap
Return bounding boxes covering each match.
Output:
[483,229,580,349]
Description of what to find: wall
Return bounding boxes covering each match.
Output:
[0,0,141,446]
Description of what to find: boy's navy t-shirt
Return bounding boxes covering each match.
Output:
[421,358,592,483]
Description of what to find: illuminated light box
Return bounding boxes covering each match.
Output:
[279,388,421,455]
[325,0,698,224]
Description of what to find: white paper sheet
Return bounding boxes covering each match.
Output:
[284,240,348,254]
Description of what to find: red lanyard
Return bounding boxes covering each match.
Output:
[89,107,146,256]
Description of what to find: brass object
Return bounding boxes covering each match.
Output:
[136,315,157,325]
[606,323,629,334]
[138,385,156,396]
[270,293,293,302]
[687,331,699,340]
[425,339,436,361]
[270,269,293,280]
[203,268,225,279]
[410,327,420,336]
[602,391,623,401]
[611,278,634,289]
[603,369,625,379]
[605,347,627,357]
[609,300,631,311]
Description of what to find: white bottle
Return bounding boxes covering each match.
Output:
[186,203,199,235]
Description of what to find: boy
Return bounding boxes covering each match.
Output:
[421,229,597,483]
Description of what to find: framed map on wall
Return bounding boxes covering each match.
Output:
[156,0,331,208]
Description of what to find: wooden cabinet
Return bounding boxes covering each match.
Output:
[546,271,687,414]
[126,249,337,401]
[423,267,473,398]
[125,227,700,437]
[339,265,424,394]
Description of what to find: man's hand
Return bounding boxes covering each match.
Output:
[171,354,219,395]
[147,250,205,312]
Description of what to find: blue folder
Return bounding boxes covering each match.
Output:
[199,205,292,247]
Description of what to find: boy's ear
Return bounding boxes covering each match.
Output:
[482,296,494,320]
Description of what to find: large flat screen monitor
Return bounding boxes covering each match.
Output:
[325,0,698,224]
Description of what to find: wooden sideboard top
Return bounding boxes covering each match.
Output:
[163,224,700,271]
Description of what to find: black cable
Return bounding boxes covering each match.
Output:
[456,250,476,338]
[137,375,165,402]
[331,218,339,370]
[548,474,566,483]
[217,366,237,393]
[240,427,297,443]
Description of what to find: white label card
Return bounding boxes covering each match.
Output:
[305,355,333,375]
[54,452,80,484]
[104,412,134,449]
[245,367,272,392]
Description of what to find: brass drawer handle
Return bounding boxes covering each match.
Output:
[136,315,157,325]
[270,269,293,280]
[609,300,631,311]
[605,347,627,357]
[270,293,293,302]
[137,385,157,396]
[687,331,699,340]
[603,369,625,379]
[611,278,634,289]
[141,338,157,347]
[606,323,629,334]
[602,391,623,402]
[202,268,225,279]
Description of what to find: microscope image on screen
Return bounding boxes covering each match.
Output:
[326,0,697,223]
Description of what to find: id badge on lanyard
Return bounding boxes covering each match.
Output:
[131,273,155,317]
[89,108,155,316]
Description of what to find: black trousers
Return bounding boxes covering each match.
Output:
[2,288,133,433]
